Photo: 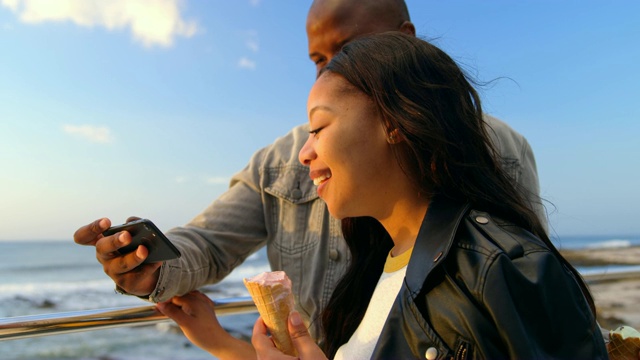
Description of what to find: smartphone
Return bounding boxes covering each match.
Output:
[102,219,181,263]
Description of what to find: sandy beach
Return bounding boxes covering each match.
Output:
[561,246,640,331]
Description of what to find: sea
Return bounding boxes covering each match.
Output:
[0,240,269,360]
[1,235,640,359]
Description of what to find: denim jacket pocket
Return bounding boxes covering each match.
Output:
[264,164,327,255]
[264,164,318,204]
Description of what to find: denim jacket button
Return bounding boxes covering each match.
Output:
[425,346,438,359]
[291,188,302,200]
[329,249,340,261]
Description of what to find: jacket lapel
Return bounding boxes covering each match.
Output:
[371,197,470,359]
[405,197,469,296]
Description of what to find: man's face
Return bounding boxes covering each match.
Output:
[306,5,401,77]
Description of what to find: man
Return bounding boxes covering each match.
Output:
[74,0,544,339]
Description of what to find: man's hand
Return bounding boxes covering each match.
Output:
[73,217,161,296]
[252,310,327,360]
[157,291,256,359]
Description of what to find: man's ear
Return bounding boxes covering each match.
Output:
[399,21,416,36]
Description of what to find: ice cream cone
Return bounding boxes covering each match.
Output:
[608,326,640,360]
[244,271,297,356]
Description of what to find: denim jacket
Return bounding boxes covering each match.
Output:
[144,115,544,338]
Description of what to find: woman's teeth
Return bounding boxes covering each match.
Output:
[313,173,331,186]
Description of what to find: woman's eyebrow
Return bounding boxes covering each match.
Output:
[309,105,334,118]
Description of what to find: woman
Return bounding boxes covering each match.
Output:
[159,32,608,359]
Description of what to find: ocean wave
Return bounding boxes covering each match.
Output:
[1,262,100,274]
[0,279,113,299]
[585,239,632,249]
[1,284,152,318]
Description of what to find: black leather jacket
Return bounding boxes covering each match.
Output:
[371,197,607,359]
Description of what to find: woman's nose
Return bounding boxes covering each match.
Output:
[298,134,316,166]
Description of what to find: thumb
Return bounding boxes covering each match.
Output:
[156,301,178,317]
[156,300,190,325]
[287,311,327,359]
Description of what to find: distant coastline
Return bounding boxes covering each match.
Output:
[561,245,640,267]
[559,245,640,332]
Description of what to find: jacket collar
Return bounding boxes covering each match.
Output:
[405,196,470,295]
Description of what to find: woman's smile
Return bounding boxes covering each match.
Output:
[312,172,332,186]
[310,169,332,197]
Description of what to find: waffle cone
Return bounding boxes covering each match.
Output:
[608,326,640,360]
[244,271,297,356]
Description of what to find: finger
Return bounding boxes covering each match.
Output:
[126,215,141,223]
[95,230,132,259]
[184,291,216,311]
[156,301,191,324]
[288,311,327,359]
[253,316,300,359]
[135,243,151,262]
[96,232,150,268]
[73,218,111,246]
[251,317,275,351]
[169,291,199,308]
[97,234,157,279]
[109,260,160,286]
[287,311,310,340]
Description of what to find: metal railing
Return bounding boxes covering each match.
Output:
[0,296,256,342]
[1,267,639,342]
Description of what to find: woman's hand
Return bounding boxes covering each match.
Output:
[252,310,327,360]
[157,290,256,359]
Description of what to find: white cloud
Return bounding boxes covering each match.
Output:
[244,30,258,52]
[249,0,261,7]
[2,0,18,11]
[63,124,113,144]
[0,0,199,48]
[246,39,259,52]
[206,176,229,185]
[238,57,256,70]
[174,176,187,183]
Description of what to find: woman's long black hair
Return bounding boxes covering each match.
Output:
[318,32,595,358]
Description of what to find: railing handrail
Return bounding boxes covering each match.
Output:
[1,267,639,342]
[0,296,256,341]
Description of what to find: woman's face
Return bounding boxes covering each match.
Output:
[299,73,400,220]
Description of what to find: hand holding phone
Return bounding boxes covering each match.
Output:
[102,219,181,263]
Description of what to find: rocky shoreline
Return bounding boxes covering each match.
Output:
[561,246,640,331]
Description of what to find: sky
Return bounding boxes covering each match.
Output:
[1,0,639,241]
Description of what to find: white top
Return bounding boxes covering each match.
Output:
[334,247,413,360]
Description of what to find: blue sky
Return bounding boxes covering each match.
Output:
[0,0,638,240]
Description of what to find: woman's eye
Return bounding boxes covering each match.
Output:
[309,127,323,137]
